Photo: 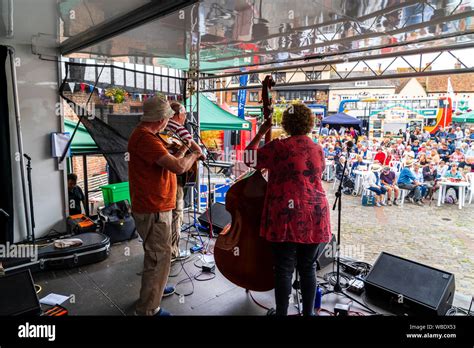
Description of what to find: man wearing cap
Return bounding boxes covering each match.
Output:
[397,159,423,206]
[380,166,399,206]
[128,95,202,316]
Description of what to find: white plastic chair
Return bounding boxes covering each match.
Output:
[466,173,474,204]
[399,189,411,207]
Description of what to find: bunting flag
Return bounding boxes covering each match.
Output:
[143,94,148,101]
[89,84,94,93]
[80,83,85,92]
[138,94,142,102]
[97,88,103,95]
[68,82,75,92]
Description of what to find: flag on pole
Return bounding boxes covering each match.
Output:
[237,71,248,120]
[447,77,455,100]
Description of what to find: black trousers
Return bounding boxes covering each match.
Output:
[271,242,320,316]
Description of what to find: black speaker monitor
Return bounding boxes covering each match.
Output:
[198,202,232,234]
[316,234,336,270]
[364,252,455,315]
[0,269,41,316]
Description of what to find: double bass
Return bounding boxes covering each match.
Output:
[214,76,275,291]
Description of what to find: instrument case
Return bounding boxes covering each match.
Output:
[1,232,110,274]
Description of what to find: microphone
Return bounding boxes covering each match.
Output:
[186,121,198,127]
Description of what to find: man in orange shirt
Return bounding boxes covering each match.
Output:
[128,95,201,316]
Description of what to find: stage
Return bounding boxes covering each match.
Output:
[31,229,472,316]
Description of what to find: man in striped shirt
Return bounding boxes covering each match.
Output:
[167,102,205,262]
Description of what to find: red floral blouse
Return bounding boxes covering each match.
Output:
[247,135,332,244]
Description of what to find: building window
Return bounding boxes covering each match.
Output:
[277,90,314,101]
[94,105,114,120]
[272,72,286,83]
[249,73,259,83]
[249,91,259,102]
[130,106,143,113]
[306,71,320,80]
[355,81,368,87]
[231,92,238,102]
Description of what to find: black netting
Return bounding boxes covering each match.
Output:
[59,62,186,183]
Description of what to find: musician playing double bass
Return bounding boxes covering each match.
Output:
[244,103,331,316]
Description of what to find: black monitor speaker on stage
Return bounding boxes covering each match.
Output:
[364,252,455,315]
[198,202,232,234]
[315,234,336,270]
[0,269,41,316]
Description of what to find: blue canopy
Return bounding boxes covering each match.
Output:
[321,112,362,127]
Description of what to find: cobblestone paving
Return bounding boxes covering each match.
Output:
[323,182,474,296]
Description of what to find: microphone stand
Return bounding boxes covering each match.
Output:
[186,122,217,240]
[323,144,376,314]
[23,154,36,244]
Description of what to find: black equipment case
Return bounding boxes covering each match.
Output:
[1,232,110,274]
[98,200,137,244]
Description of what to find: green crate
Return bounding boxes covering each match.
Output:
[100,182,130,206]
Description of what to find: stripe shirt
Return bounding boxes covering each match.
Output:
[165,119,192,142]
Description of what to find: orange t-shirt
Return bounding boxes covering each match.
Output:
[128,126,177,213]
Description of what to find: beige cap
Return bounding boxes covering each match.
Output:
[405,159,414,166]
[141,95,174,122]
[371,163,382,171]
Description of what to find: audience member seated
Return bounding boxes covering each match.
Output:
[380,166,399,206]
[442,163,465,201]
[450,147,465,163]
[438,143,451,162]
[428,149,440,164]
[422,162,438,199]
[397,159,424,206]
[374,147,388,165]
[418,153,429,166]
[335,156,348,181]
[363,164,387,207]
[412,163,429,201]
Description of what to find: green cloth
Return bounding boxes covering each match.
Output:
[64,119,98,154]
[188,95,252,131]
[452,110,474,123]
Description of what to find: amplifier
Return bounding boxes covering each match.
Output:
[364,252,455,315]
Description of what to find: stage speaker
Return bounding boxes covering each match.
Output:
[0,269,41,316]
[364,252,455,315]
[316,234,336,270]
[198,202,232,234]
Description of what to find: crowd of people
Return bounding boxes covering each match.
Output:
[318,125,474,207]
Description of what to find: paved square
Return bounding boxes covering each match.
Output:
[323,182,474,296]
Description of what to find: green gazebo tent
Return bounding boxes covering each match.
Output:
[452,110,474,123]
[188,95,252,131]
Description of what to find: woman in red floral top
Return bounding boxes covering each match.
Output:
[245,103,331,316]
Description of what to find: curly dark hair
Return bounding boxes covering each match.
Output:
[281,103,314,136]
